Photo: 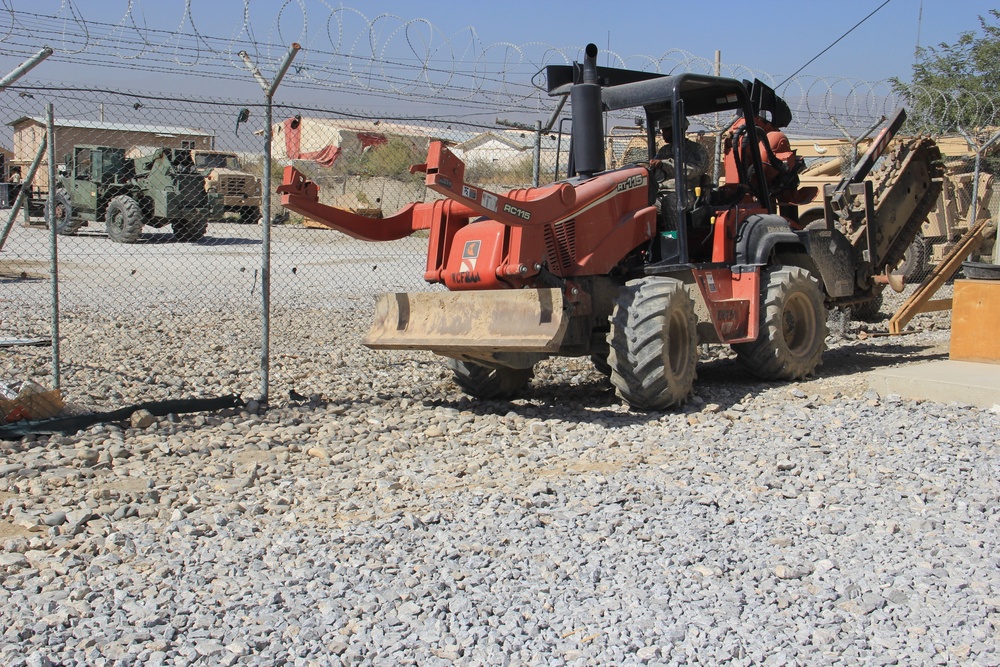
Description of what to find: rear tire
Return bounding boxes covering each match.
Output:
[172,218,208,242]
[895,233,928,283]
[447,358,533,400]
[45,191,83,235]
[105,195,145,243]
[850,292,884,322]
[607,277,697,411]
[590,342,612,379]
[238,207,260,225]
[733,266,827,380]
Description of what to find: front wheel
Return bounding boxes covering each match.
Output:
[895,233,928,283]
[447,358,533,400]
[850,291,884,322]
[105,195,145,243]
[172,218,208,242]
[607,277,697,410]
[44,191,84,235]
[238,207,261,225]
[733,266,827,380]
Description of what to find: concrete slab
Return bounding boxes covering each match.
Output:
[868,360,1000,410]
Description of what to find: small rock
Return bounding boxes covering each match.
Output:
[42,511,67,527]
[0,463,24,477]
[0,553,30,571]
[109,444,130,459]
[75,449,100,464]
[131,409,156,429]
[775,564,813,580]
[637,646,660,662]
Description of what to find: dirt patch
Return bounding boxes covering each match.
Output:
[236,450,278,464]
[0,521,33,540]
[95,478,153,494]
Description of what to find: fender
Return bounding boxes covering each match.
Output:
[735,214,800,266]
[736,214,858,298]
[794,227,860,298]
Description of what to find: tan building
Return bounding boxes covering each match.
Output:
[6,116,215,191]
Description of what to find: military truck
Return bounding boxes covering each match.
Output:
[191,149,261,224]
[794,139,996,281]
[44,145,219,243]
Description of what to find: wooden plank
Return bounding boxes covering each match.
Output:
[914,298,952,314]
[888,218,987,334]
[950,279,1000,363]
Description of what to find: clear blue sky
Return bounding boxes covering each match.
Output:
[301,0,991,82]
[0,0,996,133]
[3,0,996,84]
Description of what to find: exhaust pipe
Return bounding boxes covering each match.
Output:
[571,43,605,178]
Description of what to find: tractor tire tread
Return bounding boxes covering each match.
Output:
[447,358,533,400]
[607,277,697,411]
[733,266,828,380]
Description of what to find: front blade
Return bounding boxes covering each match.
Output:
[364,288,569,354]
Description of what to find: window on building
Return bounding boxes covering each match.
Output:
[180,140,196,150]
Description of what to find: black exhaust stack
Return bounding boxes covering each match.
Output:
[571,43,604,178]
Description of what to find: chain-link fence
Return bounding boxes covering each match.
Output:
[1,42,998,422]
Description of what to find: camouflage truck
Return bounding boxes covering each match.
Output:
[44,145,220,243]
[191,150,261,224]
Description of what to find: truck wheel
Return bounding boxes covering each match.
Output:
[607,277,697,410]
[172,218,208,242]
[238,208,260,225]
[590,344,612,379]
[733,266,828,380]
[105,195,145,243]
[447,358,533,400]
[895,234,928,283]
[850,291,884,322]
[44,191,83,235]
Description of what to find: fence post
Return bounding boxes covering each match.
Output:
[0,46,52,250]
[0,46,52,92]
[46,104,60,390]
[829,115,886,172]
[240,43,300,407]
[497,94,567,187]
[958,127,1000,241]
[712,50,722,186]
[0,135,46,251]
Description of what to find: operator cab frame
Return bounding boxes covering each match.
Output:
[547,60,774,266]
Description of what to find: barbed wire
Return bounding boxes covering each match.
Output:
[0,1,998,137]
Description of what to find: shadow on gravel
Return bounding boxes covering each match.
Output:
[814,341,948,376]
[0,273,45,284]
[132,233,260,246]
[415,340,950,421]
[690,341,948,399]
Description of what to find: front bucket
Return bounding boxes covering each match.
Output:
[364,288,569,354]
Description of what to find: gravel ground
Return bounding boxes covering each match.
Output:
[1,294,997,666]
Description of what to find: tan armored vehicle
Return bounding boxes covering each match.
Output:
[793,137,996,281]
[191,150,261,224]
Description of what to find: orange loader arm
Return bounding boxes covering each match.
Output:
[277,141,579,242]
[277,166,426,242]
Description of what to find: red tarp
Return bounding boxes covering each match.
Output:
[283,118,386,168]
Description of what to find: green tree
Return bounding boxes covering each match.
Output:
[341,137,426,181]
[892,10,1000,139]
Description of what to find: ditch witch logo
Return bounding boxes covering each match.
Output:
[453,240,482,284]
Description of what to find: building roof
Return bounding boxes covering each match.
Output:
[454,131,537,152]
[6,116,213,137]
